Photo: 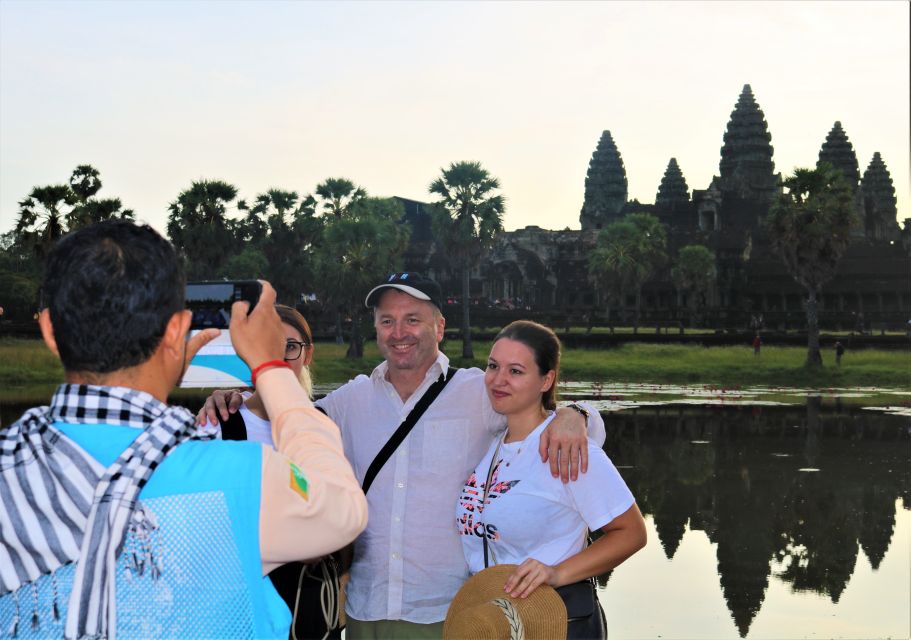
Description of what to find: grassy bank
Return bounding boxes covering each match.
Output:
[4,337,908,401]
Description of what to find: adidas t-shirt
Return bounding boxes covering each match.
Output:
[456,412,635,574]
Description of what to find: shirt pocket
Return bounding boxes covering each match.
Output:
[420,418,469,473]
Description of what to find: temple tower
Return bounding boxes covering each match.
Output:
[580,130,628,231]
[817,121,864,236]
[861,152,900,242]
[718,85,778,199]
[818,121,860,188]
[655,158,690,209]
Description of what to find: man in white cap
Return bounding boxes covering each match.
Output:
[202,272,603,639]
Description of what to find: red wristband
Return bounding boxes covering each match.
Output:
[250,359,292,388]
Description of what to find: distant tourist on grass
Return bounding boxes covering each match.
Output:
[835,340,845,366]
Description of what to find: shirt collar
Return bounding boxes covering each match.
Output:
[49,384,168,429]
[370,351,451,383]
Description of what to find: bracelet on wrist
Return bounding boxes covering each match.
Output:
[250,359,292,388]
[566,402,590,419]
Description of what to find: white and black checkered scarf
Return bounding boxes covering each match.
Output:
[0,384,214,639]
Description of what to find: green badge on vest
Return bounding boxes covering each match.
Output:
[289,462,309,500]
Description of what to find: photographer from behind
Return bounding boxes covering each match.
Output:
[0,221,367,640]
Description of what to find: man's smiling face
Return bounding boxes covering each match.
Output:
[374,289,444,374]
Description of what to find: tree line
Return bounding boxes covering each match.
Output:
[1,162,854,366]
[1,161,507,359]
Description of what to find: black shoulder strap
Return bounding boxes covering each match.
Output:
[219,409,248,441]
[361,367,457,494]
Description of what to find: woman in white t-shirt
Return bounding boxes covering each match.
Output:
[454,320,647,639]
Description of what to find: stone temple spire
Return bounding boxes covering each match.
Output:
[861,152,899,241]
[580,130,628,231]
[719,85,776,192]
[655,158,690,209]
[818,121,859,190]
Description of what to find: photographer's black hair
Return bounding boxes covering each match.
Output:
[493,320,561,410]
[42,220,185,374]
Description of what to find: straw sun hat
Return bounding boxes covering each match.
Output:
[443,565,567,640]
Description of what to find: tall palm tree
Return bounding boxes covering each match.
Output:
[15,185,74,259]
[13,165,133,263]
[239,189,321,303]
[766,163,856,366]
[68,164,102,203]
[167,180,240,278]
[429,161,505,358]
[315,178,367,218]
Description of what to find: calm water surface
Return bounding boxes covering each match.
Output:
[596,402,910,639]
[3,387,909,639]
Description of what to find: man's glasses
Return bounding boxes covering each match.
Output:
[284,340,310,361]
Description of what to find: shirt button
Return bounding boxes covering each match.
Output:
[397,482,405,489]
[391,552,400,559]
[393,515,401,522]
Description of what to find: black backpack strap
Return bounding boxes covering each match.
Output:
[218,409,248,441]
[361,367,457,494]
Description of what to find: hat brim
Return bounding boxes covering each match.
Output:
[364,283,432,308]
[444,564,567,640]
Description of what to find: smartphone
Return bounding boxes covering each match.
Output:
[186,280,262,329]
[181,280,262,388]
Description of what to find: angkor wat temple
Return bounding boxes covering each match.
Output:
[401,85,910,331]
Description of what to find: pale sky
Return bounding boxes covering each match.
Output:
[1,1,908,237]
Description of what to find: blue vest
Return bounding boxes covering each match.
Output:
[0,422,291,639]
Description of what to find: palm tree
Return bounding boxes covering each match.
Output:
[239,189,321,303]
[13,165,133,262]
[15,185,74,259]
[671,244,716,329]
[588,212,666,334]
[315,178,367,218]
[64,164,133,229]
[68,164,102,203]
[766,163,857,367]
[429,161,505,358]
[167,180,241,278]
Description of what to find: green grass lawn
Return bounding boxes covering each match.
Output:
[446,341,910,389]
[3,337,908,405]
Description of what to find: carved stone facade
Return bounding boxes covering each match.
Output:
[580,130,628,231]
[402,85,910,330]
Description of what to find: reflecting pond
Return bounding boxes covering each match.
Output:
[595,400,910,639]
[2,386,909,639]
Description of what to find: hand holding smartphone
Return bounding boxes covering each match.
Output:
[180,281,263,388]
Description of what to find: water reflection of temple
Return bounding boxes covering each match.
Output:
[602,403,910,637]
